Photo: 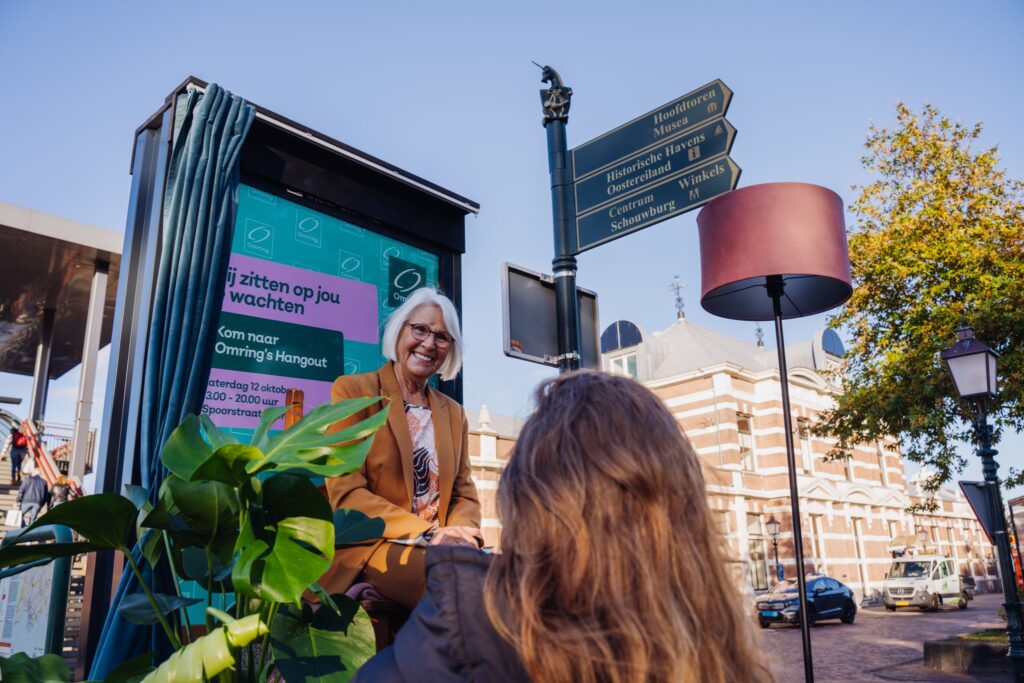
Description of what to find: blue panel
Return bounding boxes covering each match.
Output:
[822,328,845,357]
[619,321,643,348]
[600,320,643,353]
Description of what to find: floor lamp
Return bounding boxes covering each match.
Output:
[697,183,853,683]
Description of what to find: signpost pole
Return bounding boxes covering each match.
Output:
[539,65,580,373]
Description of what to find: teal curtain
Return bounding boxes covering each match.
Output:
[89,83,254,678]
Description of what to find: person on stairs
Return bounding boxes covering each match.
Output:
[17,461,50,527]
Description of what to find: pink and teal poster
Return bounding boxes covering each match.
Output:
[202,184,439,437]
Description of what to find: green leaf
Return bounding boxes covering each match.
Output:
[160,475,240,547]
[0,652,71,682]
[16,494,137,550]
[190,444,264,486]
[0,542,97,571]
[307,583,341,615]
[180,547,234,586]
[252,437,375,478]
[123,485,151,511]
[269,598,375,683]
[232,474,334,605]
[139,615,266,682]
[118,592,202,625]
[160,415,213,481]
[124,485,156,539]
[91,652,155,682]
[250,405,289,452]
[333,509,385,546]
[140,530,164,567]
[261,472,333,523]
[264,397,383,461]
[199,414,239,449]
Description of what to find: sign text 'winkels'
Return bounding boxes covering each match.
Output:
[575,155,741,254]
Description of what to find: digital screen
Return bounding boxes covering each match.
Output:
[202,184,440,437]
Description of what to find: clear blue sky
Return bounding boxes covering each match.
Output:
[1,1,1021,490]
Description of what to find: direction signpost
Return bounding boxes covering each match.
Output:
[570,79,739,254]
[534,69,739,374]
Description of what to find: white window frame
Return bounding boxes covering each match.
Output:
[606,351,638,379]
[737,413,755,471]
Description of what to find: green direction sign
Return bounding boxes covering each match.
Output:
[575,155,741,254]
[571,80,732,181]
[573,118,736,215]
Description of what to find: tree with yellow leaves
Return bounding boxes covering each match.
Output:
[817,103,1024,497]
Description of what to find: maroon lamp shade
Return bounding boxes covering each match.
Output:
[696,182,852,321]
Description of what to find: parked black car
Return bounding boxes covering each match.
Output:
[754,576,857,628]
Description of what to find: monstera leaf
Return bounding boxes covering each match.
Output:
[262,398,384,462]
[159,415,214,482]
[118,593,202,625]
[270,596,376,683]
[0,652,71,682]
[333,509,386,546]
[233,474,334,605]
[0,494,139,572]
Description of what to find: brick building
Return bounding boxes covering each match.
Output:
[468,317,1000,603]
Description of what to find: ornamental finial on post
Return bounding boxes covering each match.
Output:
[538,64,572,124]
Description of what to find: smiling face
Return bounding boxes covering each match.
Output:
[396,304,450,384]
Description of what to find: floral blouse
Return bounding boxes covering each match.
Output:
[405,402,440,524]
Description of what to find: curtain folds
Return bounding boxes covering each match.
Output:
[89,83,254,678]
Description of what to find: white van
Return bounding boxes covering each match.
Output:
[882,555,967,611]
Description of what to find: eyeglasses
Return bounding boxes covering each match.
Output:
[406,322,454,348]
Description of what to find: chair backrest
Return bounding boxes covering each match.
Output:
[284,389,304,428]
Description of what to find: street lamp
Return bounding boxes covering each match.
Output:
[767,515,782,584]
[941,326,1023,680]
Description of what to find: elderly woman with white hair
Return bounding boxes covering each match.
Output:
[319,287,482,609]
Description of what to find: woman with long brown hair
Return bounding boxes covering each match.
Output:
[355,371,775,683]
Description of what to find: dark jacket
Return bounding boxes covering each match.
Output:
[354,546,530,683]
[17,475,49,507]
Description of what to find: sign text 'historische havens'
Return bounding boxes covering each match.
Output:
[570,80,740,253]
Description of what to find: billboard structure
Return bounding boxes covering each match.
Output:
[83,76,478,672]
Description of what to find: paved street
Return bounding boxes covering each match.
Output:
[762,593,1010,682]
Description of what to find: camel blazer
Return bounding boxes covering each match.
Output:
[320,362,482,594]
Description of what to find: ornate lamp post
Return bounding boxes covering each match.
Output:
[941,326,1023,680]
[767,515,782,584]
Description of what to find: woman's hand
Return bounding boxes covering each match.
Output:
[428,525,482,548]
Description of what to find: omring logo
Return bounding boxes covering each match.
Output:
[247,186,277,204]
[337,249,363,279]
[344,360,360,375]
[243,219,274,258]
[380,245,401,269]
[387,256,426,308]
[295,210,322,248]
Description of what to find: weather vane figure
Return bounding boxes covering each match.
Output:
[668,275,686,319]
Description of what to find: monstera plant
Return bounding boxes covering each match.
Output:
[0,398,389,682]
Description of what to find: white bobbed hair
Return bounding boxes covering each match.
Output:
[381,288,463,381]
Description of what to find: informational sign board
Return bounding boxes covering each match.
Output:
[202,184,440,438]
[0,564,54,657]
[501,262,599,368]
[569,80,739,254]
